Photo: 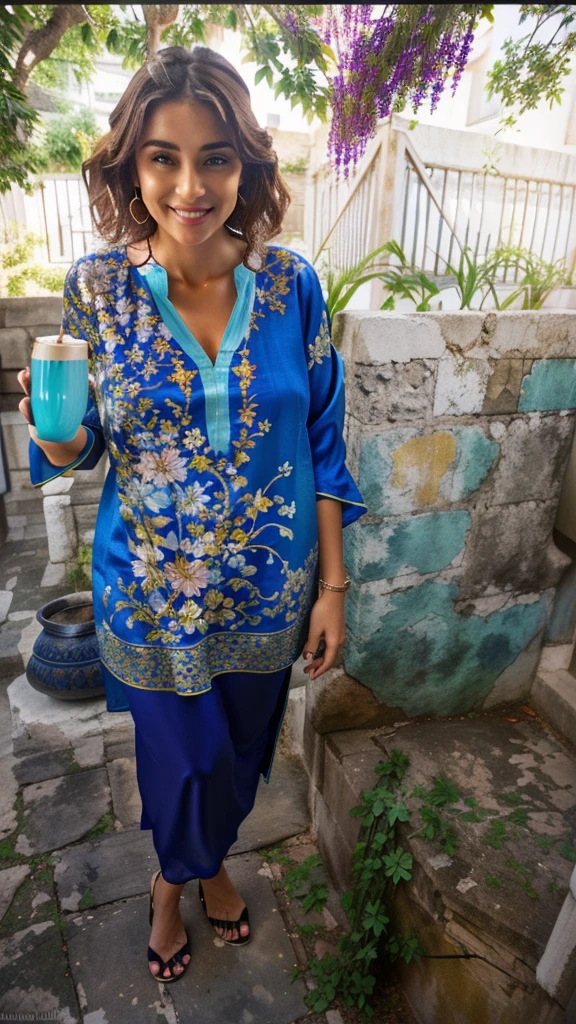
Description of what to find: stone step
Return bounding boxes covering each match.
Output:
[532,668,576,749]
[306,711,576,1024]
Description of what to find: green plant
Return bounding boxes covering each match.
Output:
[65,544,93,592]
[291,749,423,1020]
[30,105,101,174]
[279,155,309,175]
[488,244,573,309]
[0,221,66,298]
[316,243,399,321]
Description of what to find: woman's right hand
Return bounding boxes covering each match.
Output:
[17,366,34,426]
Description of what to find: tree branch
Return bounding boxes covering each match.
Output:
[141,4,179,57]
[13,5,92,92]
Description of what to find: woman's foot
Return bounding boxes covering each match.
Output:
[149,871,191,979]
[199,862,250,941]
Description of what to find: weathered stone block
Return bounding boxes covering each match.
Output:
[519,359,576,411]
[305,665,402,735]
[0,413,32,471]
[348,360,435,425]
[0,327,33,370]
[345,578,550,716]
[322,742,384,850]
[347,311,446,364]
[482,358,526,414]
[344,509,471,581]
[43,494,77,562]
[487,413,575,505]
[358,425,498,515]
[460,501,571,596]
[0,297,62,328]
[433,355,491,416]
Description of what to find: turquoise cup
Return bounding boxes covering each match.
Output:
[30,335,89,443]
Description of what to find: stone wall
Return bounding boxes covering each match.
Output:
[335,309,576,717]
[0,296,107,552]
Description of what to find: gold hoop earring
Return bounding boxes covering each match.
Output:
[129,188,150,225]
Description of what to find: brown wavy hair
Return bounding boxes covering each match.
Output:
[82,45,292,270]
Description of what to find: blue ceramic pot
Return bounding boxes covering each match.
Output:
[26,590,106,700]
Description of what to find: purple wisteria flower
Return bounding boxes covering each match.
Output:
[313,4,484,181]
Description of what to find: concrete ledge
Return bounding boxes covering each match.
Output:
[8,672,133,761]
[531,669,576,749]
[302,710,576,1022]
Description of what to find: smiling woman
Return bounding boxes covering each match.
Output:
[22,43,367,987]
[83,44,290,273]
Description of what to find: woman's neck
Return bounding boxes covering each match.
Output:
[142,228,248,287]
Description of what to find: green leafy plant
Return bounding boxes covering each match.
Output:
[65,544,93,592]
[0,221,66,298]
[291,749,423,1020]
[315,242,400,321]
[488,243,573,309]
[30,105,101,174]
[279,155,309,174]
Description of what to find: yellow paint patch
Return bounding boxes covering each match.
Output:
[391,432,456,505]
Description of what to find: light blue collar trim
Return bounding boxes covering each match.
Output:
[136,260,256,454]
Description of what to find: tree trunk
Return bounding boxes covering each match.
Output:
[13,5,91,92]
[141,5,179,58]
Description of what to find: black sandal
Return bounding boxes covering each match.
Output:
[148,869,191,982]
[198,878,251,945]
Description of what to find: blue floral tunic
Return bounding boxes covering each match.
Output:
[29,242,368,702]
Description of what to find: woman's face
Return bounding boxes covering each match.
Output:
[133,97,244,247]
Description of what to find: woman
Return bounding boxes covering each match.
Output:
[18,45,367,982]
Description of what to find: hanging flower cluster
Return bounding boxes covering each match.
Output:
[313,4,483,181]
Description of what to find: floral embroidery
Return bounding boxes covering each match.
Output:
[69,244,316,651]
[307,307,331,370]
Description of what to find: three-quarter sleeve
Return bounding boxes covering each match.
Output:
[296,257,368,529]
[29,260,107,488]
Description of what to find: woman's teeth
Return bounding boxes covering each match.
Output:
[170,207,212,221]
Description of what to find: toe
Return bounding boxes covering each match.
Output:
[240,923,249,937]
[150,962,160,975]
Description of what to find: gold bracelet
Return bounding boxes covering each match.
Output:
[318,573,351,595]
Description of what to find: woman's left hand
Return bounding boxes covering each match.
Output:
[302,591,346,680]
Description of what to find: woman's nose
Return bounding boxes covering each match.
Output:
[174,166,208,201]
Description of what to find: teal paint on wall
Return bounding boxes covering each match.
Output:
[358,426,498,516]
[519,359,576,411]
[343,510,471,581]
[345,579,548,716]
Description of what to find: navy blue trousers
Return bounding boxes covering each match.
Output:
[107,664,292,885]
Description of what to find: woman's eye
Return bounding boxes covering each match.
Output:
[151,154,227,166]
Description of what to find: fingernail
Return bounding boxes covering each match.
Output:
[304,652,312,660]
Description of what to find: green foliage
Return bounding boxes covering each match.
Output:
[31,106,101,173]
[484,820,508,849]
[0,221,66,298]
[279,155,309,174]
[486,5,576,131]
[65,544,93,591]
[315,243,397,322]
[296,749,424,1021]
[487,244,572,309]
[486,874,503,888]
[368,238,572,313]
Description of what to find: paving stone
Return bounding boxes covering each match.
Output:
[8,672,107,757]
[230,752,309,855]
[108,757,141,829]
[0,919,79,1019]
[54,829,156,912]
[16,767,110,856]
[0,591,13,624]
[40,561,66,587]
[0,865,30,923]
[66,850,309,1023]
[11,748,74,786]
